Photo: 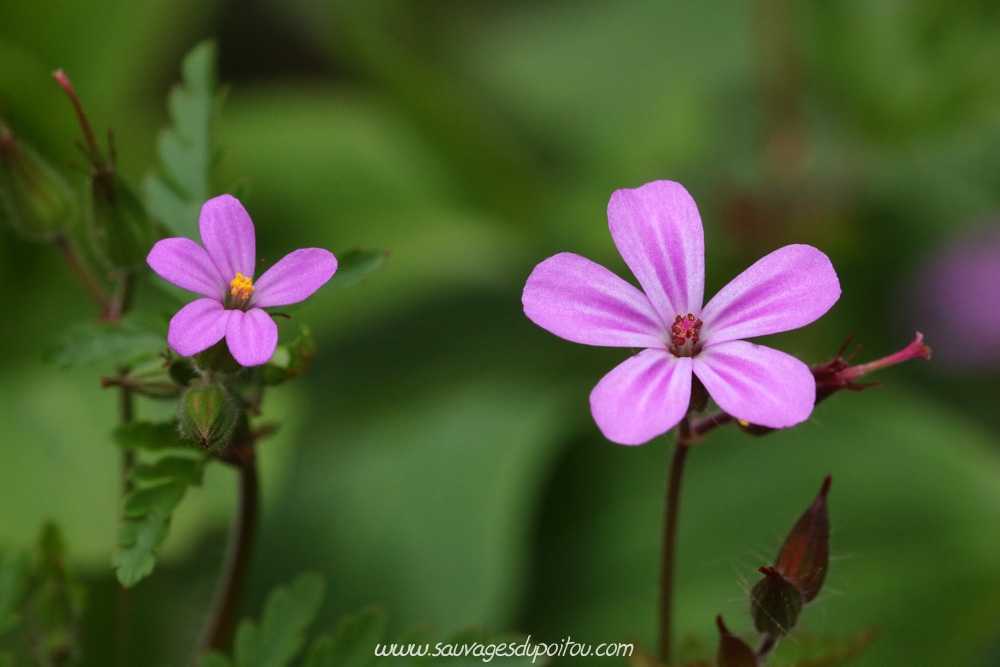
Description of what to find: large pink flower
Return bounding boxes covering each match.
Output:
[522,180,841,445]
[147,194,337,367]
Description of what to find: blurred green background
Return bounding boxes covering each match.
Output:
[3,0,1000,665]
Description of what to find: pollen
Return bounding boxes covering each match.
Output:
[230,273,254,300]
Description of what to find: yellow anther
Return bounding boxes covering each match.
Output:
[230,273,254,300]
[738,420,750,427]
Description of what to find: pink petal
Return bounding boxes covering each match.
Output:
[607,181,705,322]
[523,252,665,348]
[590,348,692,445]
[699,244,840,344]
[225,308,278,366]
[167,298,229,357]
[252,248,338,308]
[199,195,257,283]
[147,237,225,299]
[693,340,815,428]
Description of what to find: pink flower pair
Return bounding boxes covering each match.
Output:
[522,180,841,445]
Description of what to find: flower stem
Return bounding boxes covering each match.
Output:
[658,416,693,665]
[203,439,259,653]
[106,269,137,323]
[52,233,109,314]
[116,383,134,667]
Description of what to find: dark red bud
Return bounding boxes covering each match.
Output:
[750,567,803,635]
[715,615,757,667]
[774,476,831,603]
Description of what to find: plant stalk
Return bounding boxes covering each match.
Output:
[658,415,693,665]
[203,440,259,653]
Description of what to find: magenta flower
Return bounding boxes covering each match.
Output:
[522,180,841,445]
[147,194,337,367]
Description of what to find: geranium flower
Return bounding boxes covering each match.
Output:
[147,194,337,367]
[522,180,840,445]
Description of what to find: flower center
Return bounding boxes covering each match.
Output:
[669,313,703,357]
[228,273,254,309]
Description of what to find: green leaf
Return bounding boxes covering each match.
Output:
[232,573,326,667]
[130,456,204,487]
[44,317,166,368]
[262,326,316,386]
[111,512,168,587]
[326,249,389,290]
[111,422,205,586]
[199,652,234,667]
[144,40,225,238]
[121,482,187,518]
[113,421,188,451]
[305,606,385,667]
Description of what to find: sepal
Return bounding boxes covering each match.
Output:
[715,615,757,667]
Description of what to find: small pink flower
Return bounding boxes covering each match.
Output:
[147,194,337,367]
[522,180,841,445]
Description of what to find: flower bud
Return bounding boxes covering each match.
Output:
[0,120,75,241]
[773,476,831,603]
[179,385,239,450]
[89,170,152,270]
[750,567,803,635]
[53,69,151,268]
[715,615,757,667]
[101,359,181,399]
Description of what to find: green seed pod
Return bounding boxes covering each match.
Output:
[0,121,76,241]
[178,384,239,451]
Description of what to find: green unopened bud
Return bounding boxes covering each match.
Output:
[101,358,181,399]
[179,385,239,451]
[715,615,758,667]
[750,567,803,635]
[262,325,316,385]
[0,121,75,241]
[53,69,151,268]
[89,171,151,269]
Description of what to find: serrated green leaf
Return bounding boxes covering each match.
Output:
[112,512,168,587]
[121,481,187,518]
[144,40,224,238]
[326,249,389,290]
[307,606,385,667]
[44,318,166,368]
[113,420,187,451]
[130,455,204,487]
[233,573,325,667]
[199,651,234,667]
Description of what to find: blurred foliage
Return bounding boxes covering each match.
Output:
[202,575,544,667]
[3,1,1000,665]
